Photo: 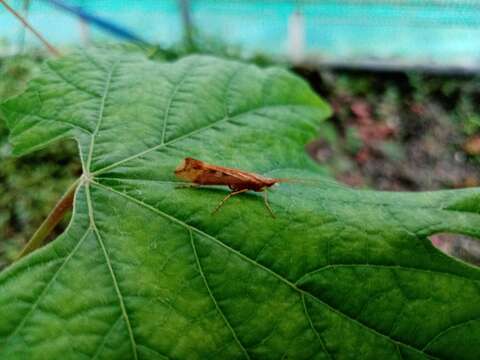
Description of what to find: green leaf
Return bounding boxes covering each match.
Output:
[1,49,480,360]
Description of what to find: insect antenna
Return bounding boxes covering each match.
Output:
[273,177,321,185]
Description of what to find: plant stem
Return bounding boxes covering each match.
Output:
[0,0,61,57]
[16,179,80,260]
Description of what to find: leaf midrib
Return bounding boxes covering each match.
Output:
[80,59,138,360]
[85,182,138,360]
[92,176,479,214]
[85,61,118,173]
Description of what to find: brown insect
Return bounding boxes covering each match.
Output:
[174,157,289,217]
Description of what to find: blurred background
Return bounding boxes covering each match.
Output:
[1,0,480,266]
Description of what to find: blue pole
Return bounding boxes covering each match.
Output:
[40,0,149,44]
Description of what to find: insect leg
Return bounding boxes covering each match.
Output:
[212,189,249,214]
[263,189,276,218]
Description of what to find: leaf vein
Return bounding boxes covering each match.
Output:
[160,64,194,144]
[4,228,91,344]
[422,317,480,351]
[91,314,122,360]
[295,264,480,285]
[86,61,118,172]
[189,229,251,359]
[8,107,92,135]
[92,104,319,176]
[301,293,332,360]
[85,183,138,360]
[45,61,102,98]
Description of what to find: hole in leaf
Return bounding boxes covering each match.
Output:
[429,233,480,267]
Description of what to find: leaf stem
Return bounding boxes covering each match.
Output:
[0,0,61,57]
[16,178,80,260]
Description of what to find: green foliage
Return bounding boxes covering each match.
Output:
[344,127,363,155]
[0,56,78,266]
[408,73,480,136]
[315,68,480,191]
[0,56,37,100]
[1,49,480,359]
